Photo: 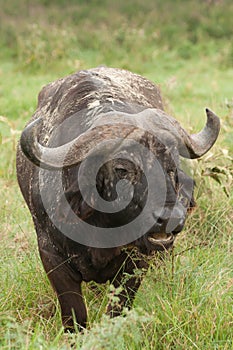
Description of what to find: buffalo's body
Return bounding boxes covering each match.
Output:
[16,67,220,331]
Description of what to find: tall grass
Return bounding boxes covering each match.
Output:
[0,0,233,73]
[0,1,232,349]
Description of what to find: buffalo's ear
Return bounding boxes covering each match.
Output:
[55,187,94,223]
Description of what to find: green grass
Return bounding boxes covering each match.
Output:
[0,0,233,349]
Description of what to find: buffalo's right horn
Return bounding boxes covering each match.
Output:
[20,118,145,170]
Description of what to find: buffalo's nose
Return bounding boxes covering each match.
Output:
[153,205,186,234]
[167,217,185,234]
[165,205,186,234]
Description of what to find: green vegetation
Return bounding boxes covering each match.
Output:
[0,0,232,349]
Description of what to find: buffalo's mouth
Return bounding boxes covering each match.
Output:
[147,233,174,249]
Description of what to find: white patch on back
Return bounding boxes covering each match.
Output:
[88,100,101,109]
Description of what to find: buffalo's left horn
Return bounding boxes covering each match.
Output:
[90,107,220,159]
[178,108,220,159]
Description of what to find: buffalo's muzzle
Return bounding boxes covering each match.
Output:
[152,204,187,234]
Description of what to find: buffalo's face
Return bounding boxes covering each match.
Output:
[62,137,195,251]
[100,161,194,250]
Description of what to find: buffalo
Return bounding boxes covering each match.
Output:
[16,67,220,331]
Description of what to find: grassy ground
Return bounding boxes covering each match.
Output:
[0,1,233,349]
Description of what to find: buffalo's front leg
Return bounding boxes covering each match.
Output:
[106,250,148,317]
[38,245,87,332]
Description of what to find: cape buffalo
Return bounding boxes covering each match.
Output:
[16,67,220,331]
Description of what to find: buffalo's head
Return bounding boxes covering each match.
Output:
[20,107,220,250]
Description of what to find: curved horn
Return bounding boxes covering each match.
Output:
[178,108,220,159]
[95,108,220,159]
[20,117,144,170]
[20,108,220,170]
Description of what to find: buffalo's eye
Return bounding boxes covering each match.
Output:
[114,165,128,177]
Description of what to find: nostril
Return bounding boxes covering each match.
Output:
[157,218,163,225]
[172,218,185,234]
[165,217,185,234]
[152,212,165,226]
